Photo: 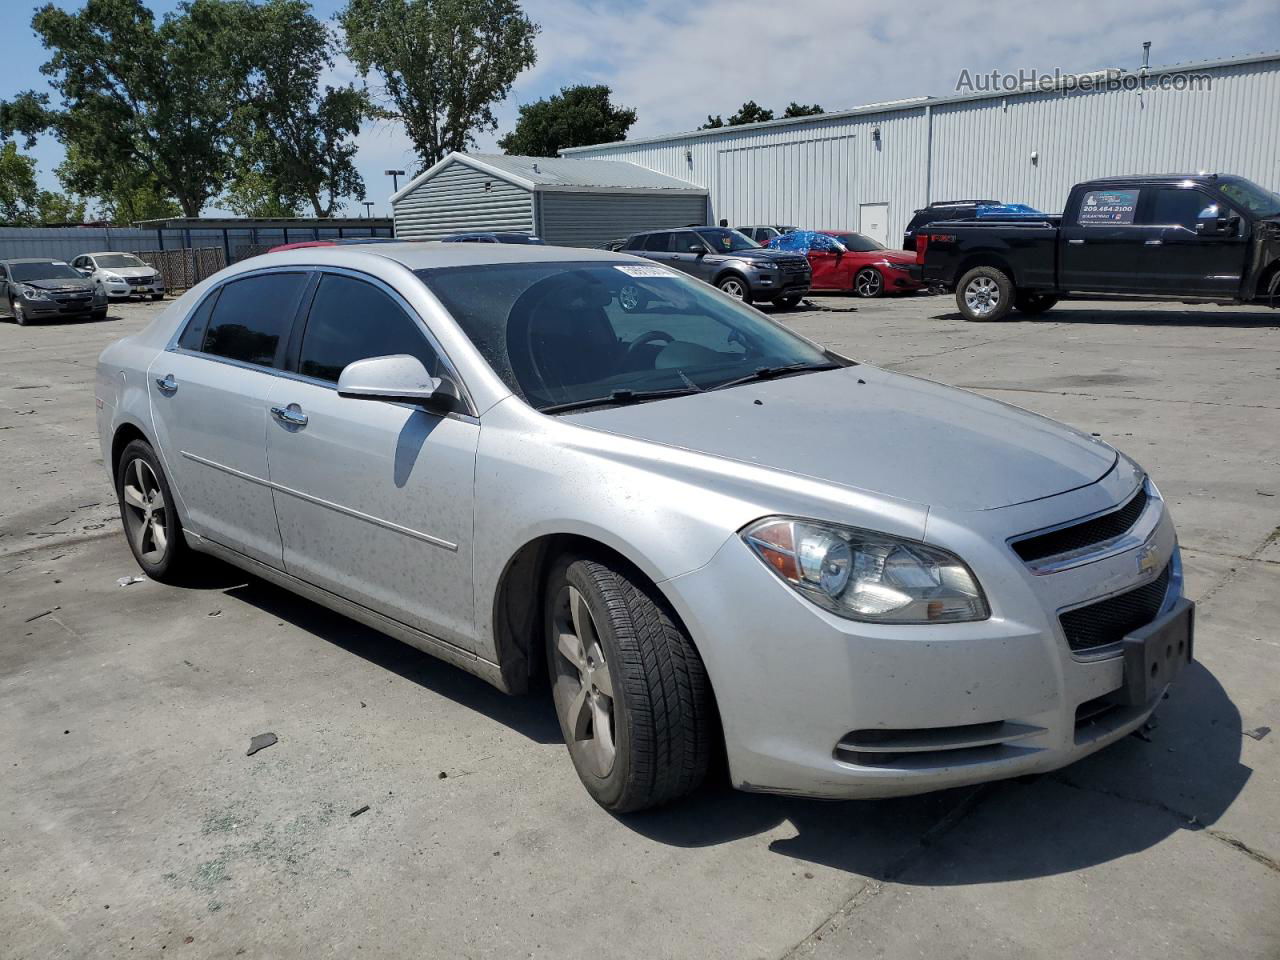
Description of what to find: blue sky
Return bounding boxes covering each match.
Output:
[5,0,1279,217]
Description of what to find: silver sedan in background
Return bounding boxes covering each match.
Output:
[94,243,1193,811]
[73,251,166,301]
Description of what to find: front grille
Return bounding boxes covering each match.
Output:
[126,276,153,286]
[1013,485,1148,563]
[1059,561,1170,652]
[52,290,91,301]
[774,256,810,274]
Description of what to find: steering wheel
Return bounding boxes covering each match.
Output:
[626,329,675,358]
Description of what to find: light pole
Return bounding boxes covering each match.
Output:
[362,201,375,218]
[385,169,406,193]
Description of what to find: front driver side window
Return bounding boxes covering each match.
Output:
[297,273,441,383]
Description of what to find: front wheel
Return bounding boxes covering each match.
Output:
[12,300,28,325]
[1014,292,1058,316]
[717,275,752,304]
[956,266,1014,322]
[115,439,191,583]
[853,267,884,298]
[151,293,164,301]
[546,555,715,812]
[91,308,108,321]
[775,292,804,309]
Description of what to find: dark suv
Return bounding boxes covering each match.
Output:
[1,258,107,325]
[621,227,811,306]
[902,200,1001,251]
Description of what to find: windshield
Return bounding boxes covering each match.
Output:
[1218,177,1280,217]
[95,254,147,269]
[418,262,840,412]
[695,228,760,252]
[829,232,886,253]
[10,261,83,282]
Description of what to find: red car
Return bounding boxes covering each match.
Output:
[769,230,923,298]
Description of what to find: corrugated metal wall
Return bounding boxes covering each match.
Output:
[537,191,708,247]
[394,161,533,240]
[567,56,1280,245]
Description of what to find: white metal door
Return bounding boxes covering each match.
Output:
[859,203,890,247]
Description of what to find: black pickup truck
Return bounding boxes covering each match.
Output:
[915,174,1280,321]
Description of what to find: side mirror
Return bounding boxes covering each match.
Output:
[1196,215,1239,236]
[337,355,460,412]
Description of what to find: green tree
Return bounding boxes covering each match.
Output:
[230,0,373,217]
[57,143,180,224]
[340,0,539,170]
[497,84,636,156]
[222,168,303,218]
[24,0,244,217]
[35,189,88,224]
[699,100,775,130]
[0,142,87,225]
[783,102,823,118]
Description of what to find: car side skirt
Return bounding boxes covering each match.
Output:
[187,531,513,693]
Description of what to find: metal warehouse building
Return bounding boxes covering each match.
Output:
[562,51,1280,248]
[391,153,708,247]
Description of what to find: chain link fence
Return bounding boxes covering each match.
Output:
[133,247,227,294]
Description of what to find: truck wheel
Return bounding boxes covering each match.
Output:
[717,274,752,304]
[545,554,715,812]
[1014,293,1059,316]
[957,266,1014,321]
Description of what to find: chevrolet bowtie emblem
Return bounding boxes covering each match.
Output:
[1136,542,1158,575]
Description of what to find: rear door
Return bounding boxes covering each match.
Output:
[264,270,480,650]
[1059,187,1148,292]
[666,230,715,281]
[149,270,311,566]
[807,234,846,289]
[1139,186,1248,296]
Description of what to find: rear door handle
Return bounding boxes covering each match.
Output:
[1067,239,1085,245]
[1145,239,1163,246]
[155,373,178,393]
[270,404,308,427]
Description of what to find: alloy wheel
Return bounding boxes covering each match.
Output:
[855,269,883,297]
[120,457,169,564]
[964,276,1000,318]
[719,278,746,300]
[552,584,616,777]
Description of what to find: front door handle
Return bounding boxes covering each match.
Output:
[155,373,178,393]
[1067,239,1085,245]
[270,404,309,427]
[1145,239,1163,246]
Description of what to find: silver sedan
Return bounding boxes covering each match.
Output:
[95,243,1193,811]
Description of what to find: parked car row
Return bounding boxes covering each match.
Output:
[0,251,170,325]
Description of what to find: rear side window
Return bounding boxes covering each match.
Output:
[642,232,672,252]
[1077,189,1139,226]
[201,273,308,367]
[177,289,220,350]
[297,274,440,383]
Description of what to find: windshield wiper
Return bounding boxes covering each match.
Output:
[541,386,703,414]
[707,361,842,392]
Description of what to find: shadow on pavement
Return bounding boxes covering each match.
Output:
[929,305,1280,328]
[176,559,1249,885]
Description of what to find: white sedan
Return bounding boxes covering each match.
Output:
[73,251,166,301]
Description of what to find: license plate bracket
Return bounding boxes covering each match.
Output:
[1115,598,1194,706]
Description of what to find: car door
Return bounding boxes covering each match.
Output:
[148,270,310,567]
[639,231,683,271]
[264,270,480,650]
[1140,186,1248,297]
[670,230,719,282]
[807,234,846,289]
[1059,187,1149,292]
[0,265,10,317]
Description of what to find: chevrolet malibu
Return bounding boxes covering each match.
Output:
[95,243,1193,812]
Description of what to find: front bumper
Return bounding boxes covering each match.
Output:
[22,295,100,317]
[660,473,1185,799]
[103,280,166,298]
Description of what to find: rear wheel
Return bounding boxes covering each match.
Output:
[115,439,191,583]
[717,274,752,304]
[957,266,1014,322]
[546,555,714,812]
[853,267,884,298]
[1014,292,1059,316]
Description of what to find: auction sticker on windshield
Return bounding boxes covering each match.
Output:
[615,265,678,278]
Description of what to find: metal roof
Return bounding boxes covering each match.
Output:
[391,152,706,203]
[132,217,393,229]
[562,50,1280,153]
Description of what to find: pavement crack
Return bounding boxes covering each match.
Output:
[779,879,884,959]
[1206,830,1280,873]
[1048,774,1200,824]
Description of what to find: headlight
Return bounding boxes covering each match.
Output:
[742,517,989,623]
[20,285,50,301]
[102,272,123,282]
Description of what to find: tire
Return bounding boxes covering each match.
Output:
[853,267,884,298]
[115,439,191,584]
[91,308,108,321]
[151,293,164,301]
[956,265,1014,322]
[717,274,752,304]
[1014,292,1059,316]
[545,555,714,813]
[12,299,28,325]
[775,292,804,309]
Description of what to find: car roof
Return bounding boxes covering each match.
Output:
[245,240,636,273]
[81,251,141,257]
[1,257,65,264]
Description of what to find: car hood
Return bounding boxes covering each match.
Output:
[22,279,93,293]
[736,247,805,262]
[103,266,158,277]
[564,366,1117,512]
